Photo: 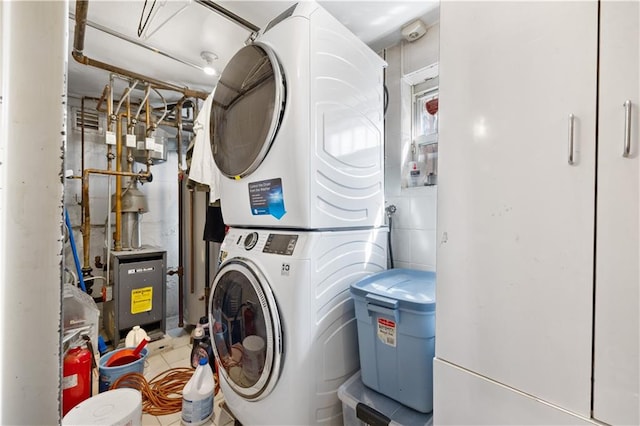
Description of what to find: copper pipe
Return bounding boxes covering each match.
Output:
[126,90,133,173]
[72,1,208,100]
[82,171,91,270]
[72,51,207,100]
[79,95,105,272]
[85,169,151,179]
[96,85,109,112]
[80,96,88,272]
[81,167,151,270]
[114,115,124,251]
[73,0,89,54]
[145,95,151,134]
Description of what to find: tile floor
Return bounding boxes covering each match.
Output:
[136,328,235,426]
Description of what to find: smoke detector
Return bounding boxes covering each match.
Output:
[401,19,428,42]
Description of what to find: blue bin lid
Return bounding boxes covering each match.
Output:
[351,269,436,312]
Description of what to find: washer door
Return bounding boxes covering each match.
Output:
[208,258,283,400]
[210,44,286,179]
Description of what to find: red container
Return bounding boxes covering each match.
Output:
[62,345,92,416]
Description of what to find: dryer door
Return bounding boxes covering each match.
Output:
[208,258,283,400]
[210,44,285,179]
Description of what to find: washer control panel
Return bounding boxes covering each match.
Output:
[228,230,299,256]
[263,234,298,255]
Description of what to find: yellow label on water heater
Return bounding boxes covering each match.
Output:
[131,286,153,314]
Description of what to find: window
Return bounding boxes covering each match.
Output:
[414,87,438,145]
[409,83,438,187]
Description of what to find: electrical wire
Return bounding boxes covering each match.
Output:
[137,0,158,38]
[111,367,219,416]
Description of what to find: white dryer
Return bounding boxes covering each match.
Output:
[208,227,387,425]
[211,2,386,230]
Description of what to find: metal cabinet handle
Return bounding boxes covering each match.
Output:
[568,114,575,165]
[623,100,632,158]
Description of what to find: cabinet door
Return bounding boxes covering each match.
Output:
[436,1,597,417]
[434,359,596,425]
[593,1,640,424]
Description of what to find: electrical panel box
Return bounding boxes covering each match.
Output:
[103,247,166,348]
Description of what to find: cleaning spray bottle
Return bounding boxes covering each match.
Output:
[181,357,215,426]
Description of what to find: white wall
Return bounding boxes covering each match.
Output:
[1,1,67,423]
[384,23,439,271]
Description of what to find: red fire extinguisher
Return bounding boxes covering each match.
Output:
[62,343,92,416]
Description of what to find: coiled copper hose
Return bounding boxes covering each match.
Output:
[111,367,219,416]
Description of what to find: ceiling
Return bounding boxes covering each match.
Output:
[68,0,439,102]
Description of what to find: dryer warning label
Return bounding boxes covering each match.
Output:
[248,178,286,220]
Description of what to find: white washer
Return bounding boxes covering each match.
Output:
[208,227,388,425]
[211,2,386,229]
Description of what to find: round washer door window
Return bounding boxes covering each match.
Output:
[208,259,283,400]
[210,44,285,179]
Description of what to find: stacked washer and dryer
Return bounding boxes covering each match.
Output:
[207,3,387,425]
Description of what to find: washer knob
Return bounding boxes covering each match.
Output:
[244,232,259,250]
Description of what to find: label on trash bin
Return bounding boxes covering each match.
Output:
[131,286,153,314]
[377,318,396,347]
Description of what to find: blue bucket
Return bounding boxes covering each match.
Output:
[98,347,148,393]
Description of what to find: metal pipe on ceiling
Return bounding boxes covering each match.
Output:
[72,0,209,100]
[69,11,206,73]
[194,0,260,33]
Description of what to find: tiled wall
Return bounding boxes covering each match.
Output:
[383,23,439,272]
[386,188,438,271]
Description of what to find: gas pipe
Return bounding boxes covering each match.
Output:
[62,344,92,416]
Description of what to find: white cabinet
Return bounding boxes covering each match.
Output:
[433,359,595,425]
[593,1,639,424]
[435,1,638,423]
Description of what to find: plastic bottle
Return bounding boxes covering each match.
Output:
[198,316,210,337]
[181,358,215,426]
[190,325,209,369]
[125,325,148,348]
